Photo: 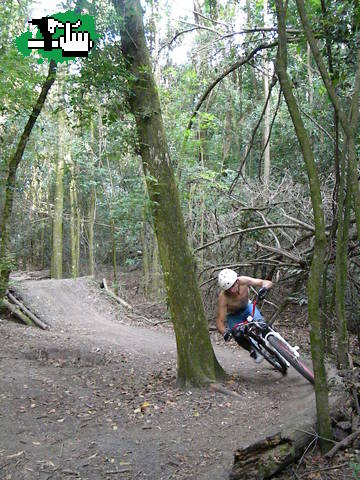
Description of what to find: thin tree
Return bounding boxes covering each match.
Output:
[294,0,360,368]
[51,97,65,279]
[113,0,226,386]
[274,0,333,453]
[262,0,271,183]
[0,61,56,301]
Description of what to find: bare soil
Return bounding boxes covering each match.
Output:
[0,276,343,480]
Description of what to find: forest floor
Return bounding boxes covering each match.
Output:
[0,274,356,480]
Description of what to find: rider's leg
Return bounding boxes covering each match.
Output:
[226,308,264,363]
[234,335,252,352]
[234,333,264,364]
[248,305,265,362]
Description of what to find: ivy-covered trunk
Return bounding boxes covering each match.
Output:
[274,0,332,452]
[0,61,56,300]
[114,0,226,387]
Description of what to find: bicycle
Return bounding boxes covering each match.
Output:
[225,289,315,385]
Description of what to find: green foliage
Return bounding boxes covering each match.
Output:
[350,462,360,479]
[0,253,15,293]
[2,0,359,325]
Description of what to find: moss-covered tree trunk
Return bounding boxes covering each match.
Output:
[87,120,96,277]
[0,61,56,300]
[335,153,351,368]
[51,107,65,279]
[262,0,271,183]
[69,150,80,278]
[114,0,226,387]
[87,186,96,276]
[274,0,332,452]
[111,219,119,295]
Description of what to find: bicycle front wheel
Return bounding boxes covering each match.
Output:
[268,335,314,385]
[258,343,288,375]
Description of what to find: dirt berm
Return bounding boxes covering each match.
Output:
[0,276,320,479]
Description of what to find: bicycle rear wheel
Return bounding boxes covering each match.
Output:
[258,343,288,375]
[268,335,314,385]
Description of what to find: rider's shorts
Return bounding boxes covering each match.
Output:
[226,302,263,331]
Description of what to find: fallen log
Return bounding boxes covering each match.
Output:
[2,298,35,327]
[325,428,360,458]
[9,269,50,281]
[230,426,315,479]
[6,291,48,330]
[100,279,133,310]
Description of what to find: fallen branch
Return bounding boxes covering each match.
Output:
[209,383,242,398]
[255,241,304,264]
[131,313,155,324]
[2,298,35,327]
[100,279,133,310]
[195,223,312,252]
[105,469,132,474]
[325,428,360,458]
[7,291,48,329]
[299,462,350,475]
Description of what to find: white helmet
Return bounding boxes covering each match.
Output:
[218,268,238,290]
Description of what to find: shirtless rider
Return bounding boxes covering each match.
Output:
[216,268,272,363]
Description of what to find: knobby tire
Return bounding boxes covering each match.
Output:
[268,335,315,385]
[258,343,287,375]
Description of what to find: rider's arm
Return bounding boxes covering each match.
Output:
[216,294,228,335]
[238,276,272,290]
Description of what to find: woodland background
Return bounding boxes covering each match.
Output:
[1,0,360,450]
[1,0,359,329]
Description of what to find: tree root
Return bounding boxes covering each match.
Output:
[209,383,242,398]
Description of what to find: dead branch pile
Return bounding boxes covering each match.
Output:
[194,172,359,322]
[326,358,360,458]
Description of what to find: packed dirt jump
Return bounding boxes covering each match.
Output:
[0,276,318,479]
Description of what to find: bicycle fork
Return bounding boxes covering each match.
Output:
[263,329,300,367]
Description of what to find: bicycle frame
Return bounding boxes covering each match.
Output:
[232,296,300,368]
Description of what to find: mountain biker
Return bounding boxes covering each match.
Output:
[216,268,272,363]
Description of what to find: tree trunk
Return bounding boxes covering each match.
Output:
[111,219,119,295]
[274,0,332,452]
[221,97,232,174]
[0,61,56,300]
[307,43,313,105]
[335,152,351,368]
[262,0,271,183]
[87,120,96,276]
[114,0,226,387]
[51,105,65,279]
[69,149,80,278]
[87,186,96,276]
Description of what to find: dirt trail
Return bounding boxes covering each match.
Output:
[0,277,318,479]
